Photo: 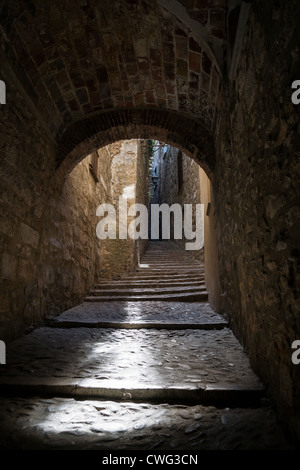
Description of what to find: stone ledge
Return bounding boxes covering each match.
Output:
[0,378,264,407]
[48,319,228,330]
[84,292,209,301]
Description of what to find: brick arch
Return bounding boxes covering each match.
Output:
[56,107,215,179]
[2,0,223,160]
[2,0,224,179]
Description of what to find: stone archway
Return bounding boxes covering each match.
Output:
[56,108,215,180]
[1,0,223,177]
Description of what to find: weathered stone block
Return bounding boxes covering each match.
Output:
[176,59,188,77]
[189,51,201,74]
[20,223,39,249]
[175,36,188,59]
[202,51,212,75]
[1,253,17,280]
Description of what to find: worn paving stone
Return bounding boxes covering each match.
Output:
[0,397,292,450]
[0,327,261,392]
[50,301,227,327]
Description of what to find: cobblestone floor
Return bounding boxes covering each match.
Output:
[50,301,226,327]
[0,397,292,450]
[0,327,261,390]
[0,301,295,450]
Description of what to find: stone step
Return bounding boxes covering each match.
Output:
[135,267,205,273]
[141,260,201,265]
[0,379,264,407]
[139,264,202,269]
[1,397,290,451]
[94,280,206,289]
[143,245,182,250]
[89,285,207,296]
[142,255,200,257]
[111,277,205,284]
[84,291,209,301]
[49,301,227,329]
[0,327,264,407]
[139,266,202,270]
[141,258,201,260]
[141,256,201,262]
[144,253,197,258]
[141,260,200,264]
[119,274,205,281]
[142,254,198,258]
[133,272,205,278]
[49,319,227,330]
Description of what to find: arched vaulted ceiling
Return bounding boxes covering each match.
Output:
[0,0,227,176]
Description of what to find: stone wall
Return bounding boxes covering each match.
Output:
[45,157,101,319]
[96,140,149,280]
[199,169,221,312]
[0,55,57,342]
[214,0,300,443]
[0,69,104,341]
[0,56,148,342]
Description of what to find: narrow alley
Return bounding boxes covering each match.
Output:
[0,0,299,453]
[0,241,291,450]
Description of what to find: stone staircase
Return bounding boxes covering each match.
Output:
[86,241,208,302]
[0,241,292,449]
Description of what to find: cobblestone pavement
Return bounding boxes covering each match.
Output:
[0,397,292,450]
[49,301,227,328]
[0,327,261,390]
[0,301,294,450]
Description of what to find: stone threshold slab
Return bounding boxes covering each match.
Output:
[48,320,228,330]
[0,396,292,451]
[121,274,205,279]
[0,327,263,397]
[93,281,206,288]
[49,301,227,326]
[136,270,204,274]
[84,292,209,301]
[0,377,264,407]
[90,286,208,294]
